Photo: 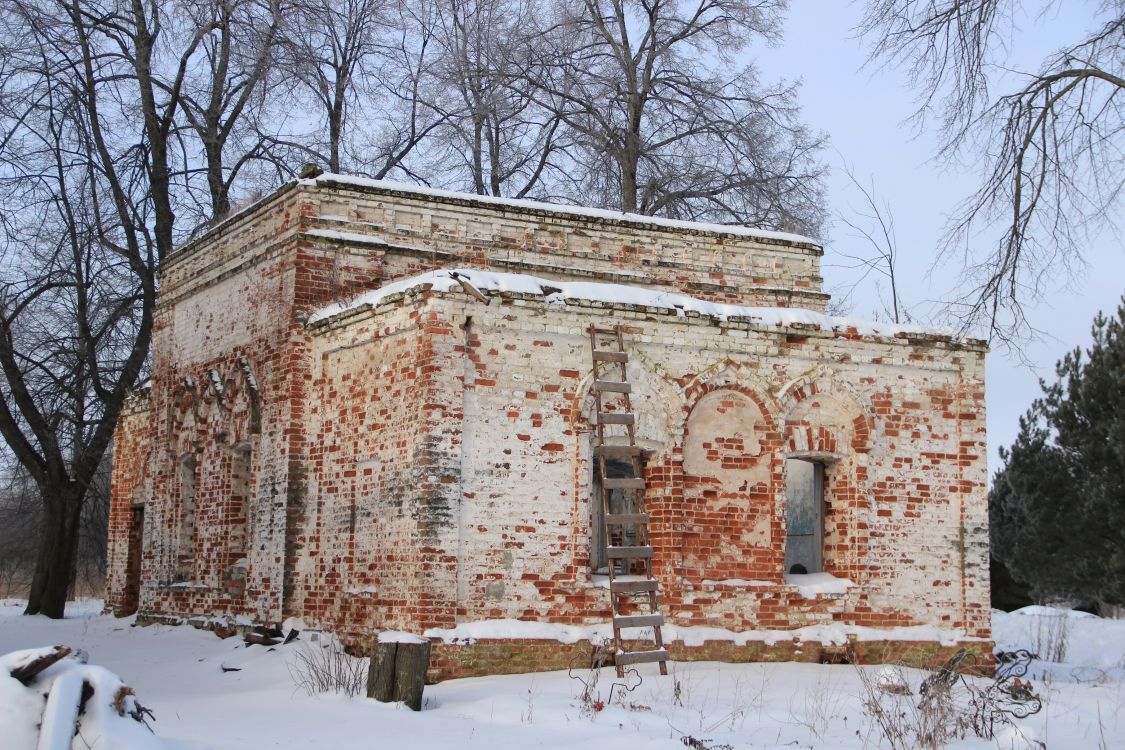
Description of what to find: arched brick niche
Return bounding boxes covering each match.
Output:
[680,386,782,583]
[158,361,262,602]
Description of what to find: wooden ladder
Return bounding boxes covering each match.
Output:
[587,324,669,677]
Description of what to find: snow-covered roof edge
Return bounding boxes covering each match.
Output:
[167,171,819,271]
[168,182,300,263]
[303,173,821,248]
[308,268,983,347]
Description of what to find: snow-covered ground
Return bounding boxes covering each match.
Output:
[2,599,1122,749]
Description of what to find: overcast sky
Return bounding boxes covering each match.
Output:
[751,2,1123,473]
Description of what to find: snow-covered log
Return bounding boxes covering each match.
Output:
[1,645,170,750]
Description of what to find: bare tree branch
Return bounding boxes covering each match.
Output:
[860,1,1125,345]
[831,162,903,323]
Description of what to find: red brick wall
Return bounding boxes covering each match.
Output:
[298,293,988,645]
[105,394,154,616]
[304,177,829,311]
[297,303,459,632]
[679,387,781,583]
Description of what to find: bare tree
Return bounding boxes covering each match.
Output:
[0,457,107,598]
[429,0,571,198]
[0,0,223,618]
[177,0,284,220]
[860,1,1125,344]
[529,0,825,231]
[0,0,830,620]
[278,0,389,173]
[277,0,826,221]
[275,0,448,179]
[357,0,453,179]
[0,465,39,596]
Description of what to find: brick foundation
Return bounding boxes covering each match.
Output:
[424,638,995,682]
[135,611,994,683]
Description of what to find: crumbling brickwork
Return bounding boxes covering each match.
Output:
[420,638,995,682]
[106,175,991,674]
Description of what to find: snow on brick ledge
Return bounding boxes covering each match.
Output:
[304,173,819,246]
[308,268,967,344]
[377,631,429,645]
[421,618,982,648]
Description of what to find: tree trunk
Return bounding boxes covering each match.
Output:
[471,115,486,194]
[620,158,638,214]
[25,482,82,618]
[367,639,430,711]
[391,641,430,711]
[620,89,643,214]
[367,642,397,702]
[329,91,345,173]
[206,138,230,219]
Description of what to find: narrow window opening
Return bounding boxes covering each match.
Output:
[224,443,252,595]
[175,454,198,581]
[591,456,644,573]
[228,443,251,560]
[784,458,824,574]
[122,503,145,615]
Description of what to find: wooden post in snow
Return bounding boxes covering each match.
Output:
[367,643,398,703]
[367,634,430,711]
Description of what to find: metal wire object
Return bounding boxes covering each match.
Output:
[966,649,1043,738]
[568,639,644,708]
[987,650,1043,719]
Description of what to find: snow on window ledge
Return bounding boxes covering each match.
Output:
[783,572,855,599]
[700,579,779,589]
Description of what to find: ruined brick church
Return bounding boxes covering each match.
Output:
[106,174,991,679]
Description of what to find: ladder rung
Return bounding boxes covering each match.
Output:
[596,445,642,458]
[597,412,634,425]
[611,578,659,593]
[615,648,668,666]
[592,350,628,363]
[603,477,645,490]
[606,512,649,525]
[589,326,619,335]
[606,545,652,559]
[615,614,664,629]
[592,380,631,393]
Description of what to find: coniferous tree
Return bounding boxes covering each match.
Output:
[991,297,1125,607]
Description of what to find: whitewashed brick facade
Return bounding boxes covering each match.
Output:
[106,176,991,678]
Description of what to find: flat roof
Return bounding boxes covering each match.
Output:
[304,173,821,248]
